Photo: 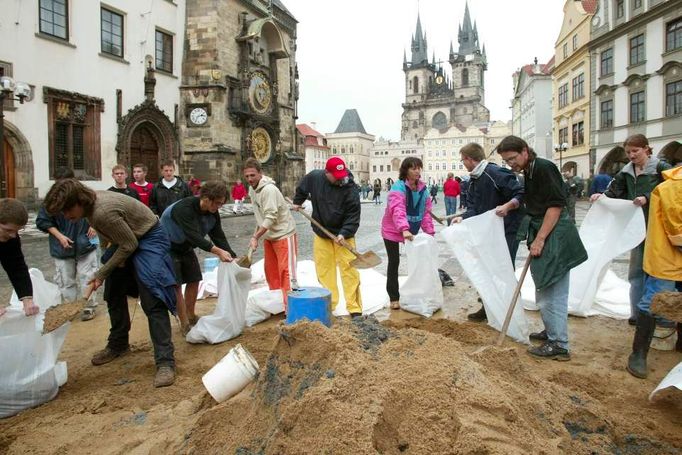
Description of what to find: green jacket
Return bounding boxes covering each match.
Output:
[604,157,671,223]
[519,210,588,290]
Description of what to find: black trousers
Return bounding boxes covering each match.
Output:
[104,262,175,367]
[384,238,401,302]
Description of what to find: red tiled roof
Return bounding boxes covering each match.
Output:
[304,137,329,149]
[582,0,597,14]
[296,123,324,138]
[544,56,555,74]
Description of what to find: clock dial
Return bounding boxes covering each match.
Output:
[251,127,272,163]
[189,107,208,125]
[248,72,272,114]
[435,75,444,85]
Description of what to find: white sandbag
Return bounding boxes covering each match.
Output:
[399,233,443,318]
[568,197,644,316]
[1,269,69,418]
[649,361,682,401]
[9,268,61,314]
[442,210,529,343]
[186,262,251,344]
[245,289,284,327]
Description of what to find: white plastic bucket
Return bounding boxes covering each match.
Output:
[202,344,259,403]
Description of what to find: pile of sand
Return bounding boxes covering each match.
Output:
[187,317,680,454]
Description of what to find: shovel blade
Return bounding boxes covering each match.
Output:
[235,256,251,268]
[350,251,382,269]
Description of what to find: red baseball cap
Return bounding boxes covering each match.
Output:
[325,156,349,180]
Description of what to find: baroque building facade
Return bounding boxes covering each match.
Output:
[180,0,303,194]
[296,123,329,173]
[552,0,597,179]
[326,109,374,184]
[0,0,184,203]
[589,0,682,174]
[401,3,490,142]
[511,58,554,161]
[368,139,423,187]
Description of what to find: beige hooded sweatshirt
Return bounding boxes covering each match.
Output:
[249,175,296,241]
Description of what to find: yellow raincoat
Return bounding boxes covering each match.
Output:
[642,166,682,280]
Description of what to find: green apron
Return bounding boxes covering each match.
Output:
[517,210,588,290]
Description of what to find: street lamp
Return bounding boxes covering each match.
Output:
[554,142,568,172]
[0,76,31,198]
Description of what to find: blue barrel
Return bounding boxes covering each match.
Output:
[286,287,332,327]
[203,257,219,273]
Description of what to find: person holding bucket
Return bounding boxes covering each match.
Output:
[160,182,237,335]
[381,157,435,310]
[293,157,363,318]
[243,158,298,309]
[43,179,178,387]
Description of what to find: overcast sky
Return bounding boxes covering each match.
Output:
[285,0,565,140]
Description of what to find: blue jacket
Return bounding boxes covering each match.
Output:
[461,162,524,236]
[589,173,612,195]
[36,207,96,259]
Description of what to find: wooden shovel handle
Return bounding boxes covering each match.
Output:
[83,283,95,301]
[496,255,532,346]
[286,197,359,256]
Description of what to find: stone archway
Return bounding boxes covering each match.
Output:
[2,121,36,206]
[562,160,577,175]
[598,146,627,176]
[658,141,682,166]
[116,100,178,180]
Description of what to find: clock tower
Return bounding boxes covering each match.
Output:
[180,0,304,195]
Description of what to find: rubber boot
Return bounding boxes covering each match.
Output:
[626,311,655,379]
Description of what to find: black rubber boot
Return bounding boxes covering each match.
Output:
[626,311,656,379]
[467,306,487,322]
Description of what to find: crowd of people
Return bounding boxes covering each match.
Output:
[0,133,679,388]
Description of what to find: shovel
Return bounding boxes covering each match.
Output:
[496,255,532,346]
[236,246,255,268]
[43,283,96,334]
[286,198,381,269]
[429,210,460,225]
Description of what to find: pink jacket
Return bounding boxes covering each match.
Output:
[381,180,435,243]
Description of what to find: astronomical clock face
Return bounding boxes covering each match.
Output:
[189,107,208,126]
[251,127,272,163]
[248,71,272,114]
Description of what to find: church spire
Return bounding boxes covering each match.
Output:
[410,13,428,65]
[458,0,480,55]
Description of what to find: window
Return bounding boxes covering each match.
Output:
[413,76,419,94]
[101,8,123,57]
[39,0,68,40]
[462,68,469,86]
[387,165,392,172]
[0,63,15,109]
[558,83,569,108]
[572,35,578,50]
[559,127,568,146]
[629,34,645,66]
[572,74,585,101]
[666,80,682,116]
[572,122,584,146]
[616,0,624,18]
[435,163,440,171]
[45,88,103,180]
[600,48,613,76]
[451,163,456,170]
[600,100,614,128]
[379,165,384,172]
[563,43,568,58]
[428,164,432,171]
[155,30,173,73]
[666,18,682,51]
[633,0,642,8]
[630,91,646,122]
[373,165,376,172]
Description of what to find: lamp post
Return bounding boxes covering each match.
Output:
[0,76,31,198]
[554,142,568,172]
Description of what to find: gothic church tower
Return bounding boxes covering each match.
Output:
[401,2,489,141]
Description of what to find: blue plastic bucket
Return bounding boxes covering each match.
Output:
[203,257,219,273]
[286,287,332,327]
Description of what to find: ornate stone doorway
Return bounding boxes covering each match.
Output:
[129,124,161,182]
[2,139,15,198]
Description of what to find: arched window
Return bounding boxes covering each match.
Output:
[432,112,447,129]
[462,68,469,86]
[413,76,419,94]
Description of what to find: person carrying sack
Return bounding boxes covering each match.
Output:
[381,157,435,310]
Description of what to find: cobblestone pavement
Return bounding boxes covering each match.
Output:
[1,199,626,306]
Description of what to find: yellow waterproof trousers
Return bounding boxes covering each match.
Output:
[313,235,363,314]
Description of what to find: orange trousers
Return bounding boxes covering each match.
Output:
[263,234,298,307]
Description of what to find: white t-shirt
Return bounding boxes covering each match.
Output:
[162,177,177,189]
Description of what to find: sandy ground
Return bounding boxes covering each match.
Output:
[1,275,681,454]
